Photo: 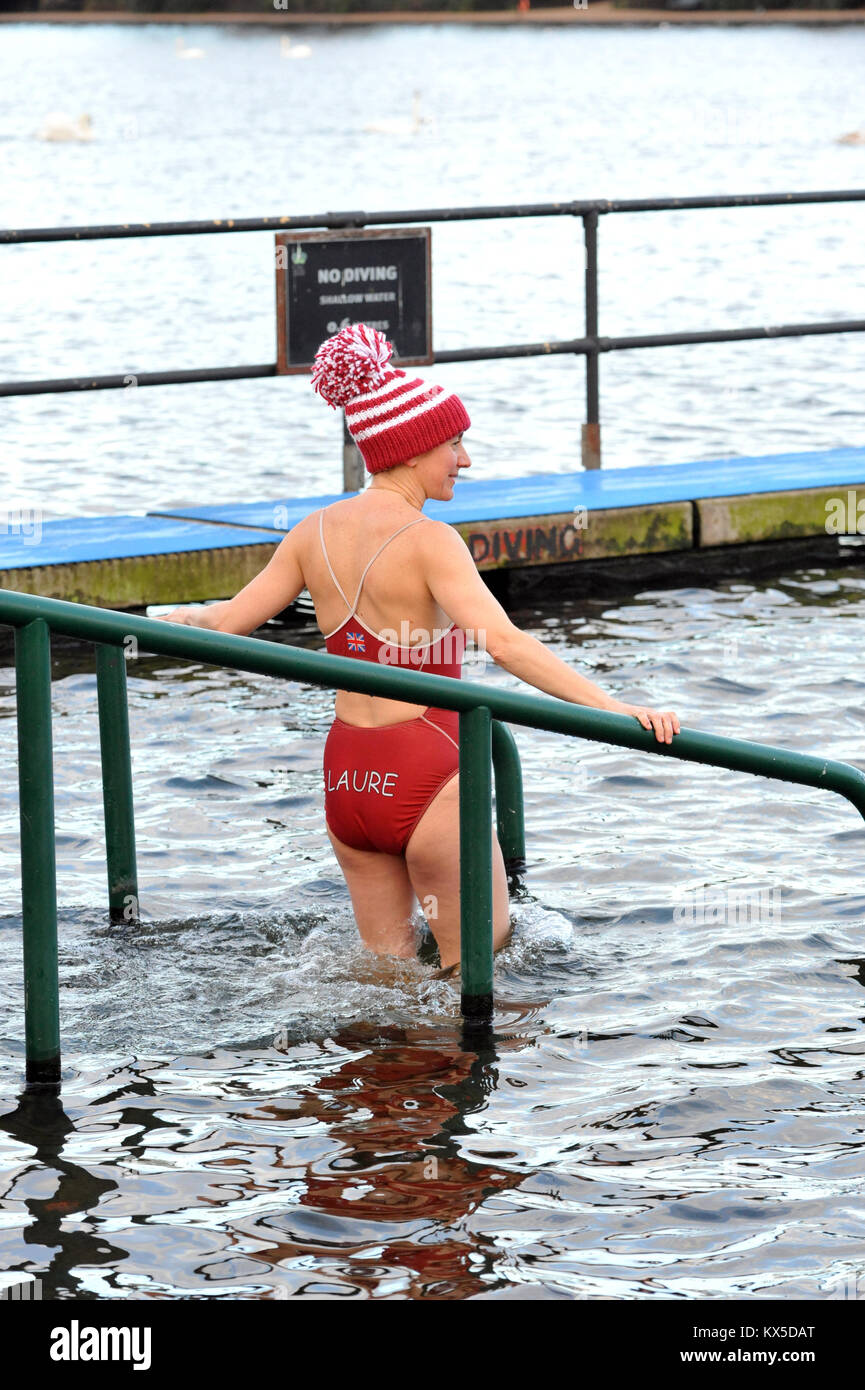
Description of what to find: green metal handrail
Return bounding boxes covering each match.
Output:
[3,586,865,1091]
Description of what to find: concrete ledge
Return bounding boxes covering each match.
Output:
[0,542,279,610]
[697,485,865,546]
[0,504,692,601]
[458,501,692,570]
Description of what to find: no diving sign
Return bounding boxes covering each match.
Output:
[275,227,432,372]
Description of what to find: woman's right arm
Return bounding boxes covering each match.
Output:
[422,522,680,744]
[156,529,306,636]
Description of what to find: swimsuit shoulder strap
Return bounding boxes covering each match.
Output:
[351,516,427,611]
[318,507,353,611]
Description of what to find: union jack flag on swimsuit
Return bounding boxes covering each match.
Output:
[346,630,366,654]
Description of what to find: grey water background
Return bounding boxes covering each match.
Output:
[1,22,865,1300]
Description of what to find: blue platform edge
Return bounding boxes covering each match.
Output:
[153,446,865,532]
[2,446,863,572]
[0,516,279,571]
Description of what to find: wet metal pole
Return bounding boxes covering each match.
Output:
[581,210,601,470]
[459,705,494,1029]
[491,720,526,885]
[95,643,139,923]
[14,619,61,1090]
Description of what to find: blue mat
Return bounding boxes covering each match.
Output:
[0,514,278,572]
[148,446,865,534]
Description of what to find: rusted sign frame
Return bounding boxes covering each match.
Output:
[275,227,433,374]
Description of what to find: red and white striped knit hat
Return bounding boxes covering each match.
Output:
[311,323,470,474]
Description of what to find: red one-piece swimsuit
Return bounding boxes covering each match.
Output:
[318,506,465,855]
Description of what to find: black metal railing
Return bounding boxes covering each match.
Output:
[2,190,864,469]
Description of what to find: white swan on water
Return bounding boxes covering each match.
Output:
[175,36,205,60]
[36,113,93,142]
[363,91,429,136]
[280,36,312,59]
[836,130,865,145]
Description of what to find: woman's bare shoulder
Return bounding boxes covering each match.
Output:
[418,515,471,552]
[291,503,332,542]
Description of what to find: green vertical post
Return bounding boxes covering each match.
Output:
[14,619,61,1089]
[491,719,526,883]
[95,643,139,923]
[459,704,494,1028]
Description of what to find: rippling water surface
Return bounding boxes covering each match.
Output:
[2,562,865,1299]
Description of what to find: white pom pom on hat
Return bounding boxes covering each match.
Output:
[311,322,394,408]
[311,321,470,475]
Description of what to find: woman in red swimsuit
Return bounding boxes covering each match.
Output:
[161,323,680,971]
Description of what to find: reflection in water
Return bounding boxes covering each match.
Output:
[0,1091,121,1301]
[250,1025,525,1299]
[0,1026,536,1300]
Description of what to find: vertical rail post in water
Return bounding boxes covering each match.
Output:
[342,410,365,493]
[95,643,139,923]
[581,208,601,470]
[14,619,61,1089]
[491,720,526,884]
[459,705,494,1028]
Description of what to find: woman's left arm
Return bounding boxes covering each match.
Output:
[157,530,306,636]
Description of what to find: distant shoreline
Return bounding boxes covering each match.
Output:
[3,5,865,27]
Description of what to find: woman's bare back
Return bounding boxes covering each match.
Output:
[296,493,455,727]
